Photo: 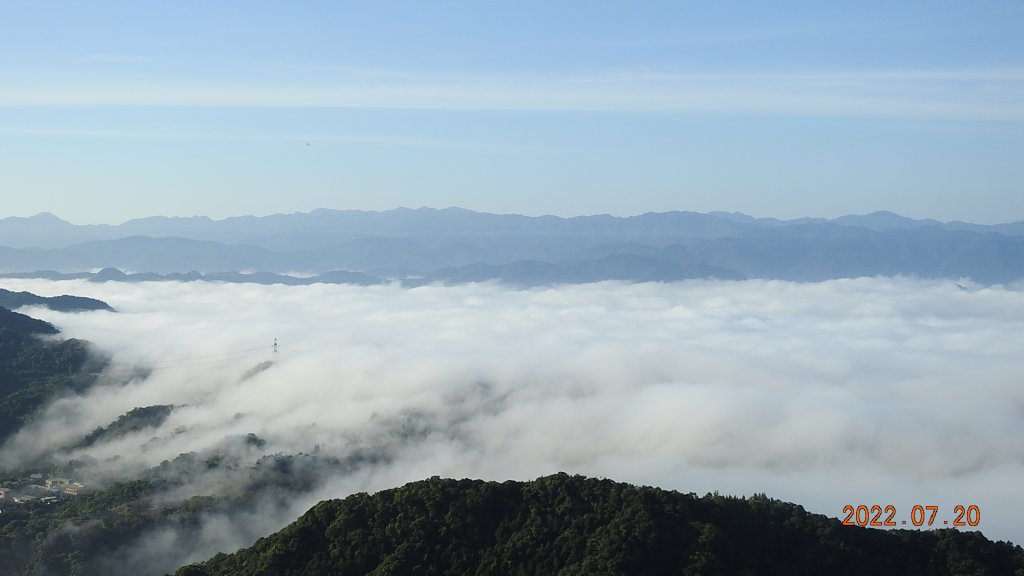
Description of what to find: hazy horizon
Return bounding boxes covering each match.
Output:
[3,2,1023,225]
[4,205,1024,228]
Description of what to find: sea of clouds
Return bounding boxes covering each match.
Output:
[2,277,1023,570]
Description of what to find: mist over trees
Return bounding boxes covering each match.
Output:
[0,306,101,443]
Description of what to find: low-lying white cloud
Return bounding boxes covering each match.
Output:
[3,277,1023,562]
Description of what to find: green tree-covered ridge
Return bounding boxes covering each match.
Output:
[177,473,1024,576]
[0,288,113,312]
[78,404,176,448]
[0,306,101,442]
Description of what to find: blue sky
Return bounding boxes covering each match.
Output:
[2,1,1023,224]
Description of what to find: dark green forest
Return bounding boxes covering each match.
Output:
[177,474,1024,576]
[0,289,114,313]
[0,306,99,442]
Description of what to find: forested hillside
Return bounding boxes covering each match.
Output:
[0,288,114,312]
[177,474,1024,576]
[0,306,97,442]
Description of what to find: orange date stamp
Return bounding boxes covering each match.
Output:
[841,505,980,528]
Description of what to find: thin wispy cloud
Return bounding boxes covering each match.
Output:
[0,125,482,150]
[3,67,1023,120]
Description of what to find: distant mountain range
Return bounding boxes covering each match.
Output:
[2,208,1023,285]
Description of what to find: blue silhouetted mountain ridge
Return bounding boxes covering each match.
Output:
[1,208,1023,284]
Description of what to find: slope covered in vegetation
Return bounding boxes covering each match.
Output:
[177,473,1024,576]
[0,288,114,313]
[0,306,97,442]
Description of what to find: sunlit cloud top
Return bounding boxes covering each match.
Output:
[3,277,1024,550]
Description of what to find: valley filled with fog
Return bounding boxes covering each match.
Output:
[3,277,1023,572]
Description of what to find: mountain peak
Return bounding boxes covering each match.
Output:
[833,211,943,231]
[0,211,71,225]
[31,211,67,222]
